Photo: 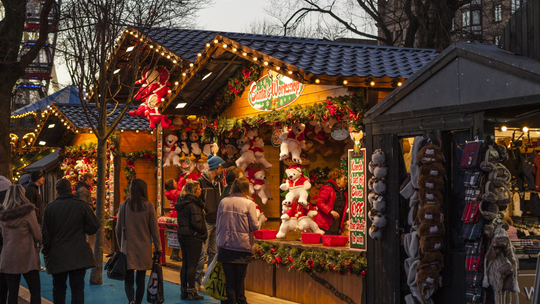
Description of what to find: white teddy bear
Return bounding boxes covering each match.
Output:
[279,122,306,164]
[235,134,257,170]
[280,166,311,213]
[276,201,324,239]
[163,134,182,168]
[246,129,272,169]
[247,169,274,204]
[255,205,267,230]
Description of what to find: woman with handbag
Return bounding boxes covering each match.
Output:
[314,168,348,235]
[216,177,260,304]
[175,180,206,301]
[116,179,162,304]
[0,185,42,304]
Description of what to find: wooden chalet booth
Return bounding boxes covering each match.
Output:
[111,27,439,304]
[34,102,156,253]
[363,38,540,304]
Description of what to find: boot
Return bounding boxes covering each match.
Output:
[188,288,204,301]
[181,287,188,300]
[170,249,182,261]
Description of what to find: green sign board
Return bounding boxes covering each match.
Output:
[248,71,304,111]
[348,148,366,251]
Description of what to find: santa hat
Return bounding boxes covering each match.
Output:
[288,165,303,176]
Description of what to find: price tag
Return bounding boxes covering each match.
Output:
[525,192,531,201]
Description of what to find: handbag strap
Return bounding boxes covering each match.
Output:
[122,202,127,246]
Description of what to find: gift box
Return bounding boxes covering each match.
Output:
[301,232,322,244]
[253,229,278,239]
[322,235,348,246]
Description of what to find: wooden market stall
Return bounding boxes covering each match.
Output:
[363,34,540,304]
[114,27,441,304]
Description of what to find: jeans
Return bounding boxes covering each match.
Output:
[220,263,248,304]
[124,270,146,304]
[179,238,203,288]
[5,270,40,304]
[195,222,217,284]
[52,268,86,304]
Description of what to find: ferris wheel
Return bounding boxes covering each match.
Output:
[11,0,60,110]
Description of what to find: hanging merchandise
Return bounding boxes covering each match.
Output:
[279,122,306,165]
[129,68,172,129]
[246,128,272,169]
[367,149,387,240]
[331,121,349,141]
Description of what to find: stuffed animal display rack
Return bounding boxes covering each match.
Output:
[367,149,387,240]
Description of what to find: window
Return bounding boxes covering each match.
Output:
[494,4,502,22]
[494,35,501,45]
[452,18,455,31]
[462,11,470,27]
[511,0,521,13]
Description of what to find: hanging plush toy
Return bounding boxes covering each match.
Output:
[280,165,311,210]
[248,129,272,169]
[279,122,306,164]
[188,131,202,157]
[129,68,172,129]
[163,134,182,168]
[235,134,256,170]
[222,137,239,168]
[247,169,274,204]
[177,130,190,155]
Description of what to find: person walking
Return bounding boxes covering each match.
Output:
[175,181,207,301]
[314,168,348,235]
[195,155,225,290]
[0,176,11,304]
[0,185,42,304]
[74,173,94,210]
[116,179,162,304]
[216,178,259,304]
[41,179,99,304]
[165,178,183,261]
[25,171,44,225]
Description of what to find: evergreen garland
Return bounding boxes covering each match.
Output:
[123,150,157,197]
[253,242,367,276]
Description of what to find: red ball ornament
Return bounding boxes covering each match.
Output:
[271,248,276,253]
[361,270,366,278]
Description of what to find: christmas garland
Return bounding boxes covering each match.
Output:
[123,150,157,197]
[253,242,367,276]
[206,63,264,117]
[204,87,367,139]
[59,142,98,159]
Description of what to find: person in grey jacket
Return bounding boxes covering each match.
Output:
[42,179,99,304]
[216,177,259,304]
[74,173,94,209]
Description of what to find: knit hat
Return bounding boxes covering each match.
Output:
[31,170,43,182]
[55,179,72,195]
[207,155,225,170]
[0,176,11,192]
[18,174,32,188]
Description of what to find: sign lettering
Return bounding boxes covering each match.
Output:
[248,71,304,111]
[349,148,366,251]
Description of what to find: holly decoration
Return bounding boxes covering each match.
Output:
[123,150,157,197]
[253,242,367,276]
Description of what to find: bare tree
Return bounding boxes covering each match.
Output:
[0,0,58,179]
[265,0,473,49]
[61,0,211,284]
[245,15,349,40]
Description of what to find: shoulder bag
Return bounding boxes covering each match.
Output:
[105,203,127,280]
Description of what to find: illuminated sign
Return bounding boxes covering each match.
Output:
[248,71,304,111]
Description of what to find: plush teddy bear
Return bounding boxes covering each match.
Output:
[247,169,274,204]
[247,130,272,169]
[276,201,324,238]
[255,205,267,230]
[177,130,190,155]
[235,134,257,170]
[163,134,182,168]
[188,132,202,157]
[222,137,239,168]
[279,122,306,164]
[280,165,311,207]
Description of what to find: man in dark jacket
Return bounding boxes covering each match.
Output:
[75,173,94,209]
[195,155,225,290]
[25,170,44,224]
[42,179,99,304]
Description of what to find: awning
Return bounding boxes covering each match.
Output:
[24,149,60,172]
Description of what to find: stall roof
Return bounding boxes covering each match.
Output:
[53,104,151,131]
[12,86,80,115]
[24,149,60,172]
[145,28,439,79]
[365,42,540,124]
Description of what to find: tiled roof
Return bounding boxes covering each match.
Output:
[54,104,151,130]
[12,85,80,115]
[144,28,439,79]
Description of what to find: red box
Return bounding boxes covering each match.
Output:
[322,235,348,246]
[253,229,278,239]
[301,232,322,244]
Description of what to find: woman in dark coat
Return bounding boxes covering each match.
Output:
[314,168,348,235]
[116,179,162,304]
[175,180,207,301]
[0,185,42,304]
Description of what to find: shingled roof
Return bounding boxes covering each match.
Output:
[144,28,438,80]
[54,104,151,131]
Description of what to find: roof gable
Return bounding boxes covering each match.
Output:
[53,104,151,131]
[365,43,540,123]
[12,85,80,115]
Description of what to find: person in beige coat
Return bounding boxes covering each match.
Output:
[116,179,162,304]
[0,185,42,304]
